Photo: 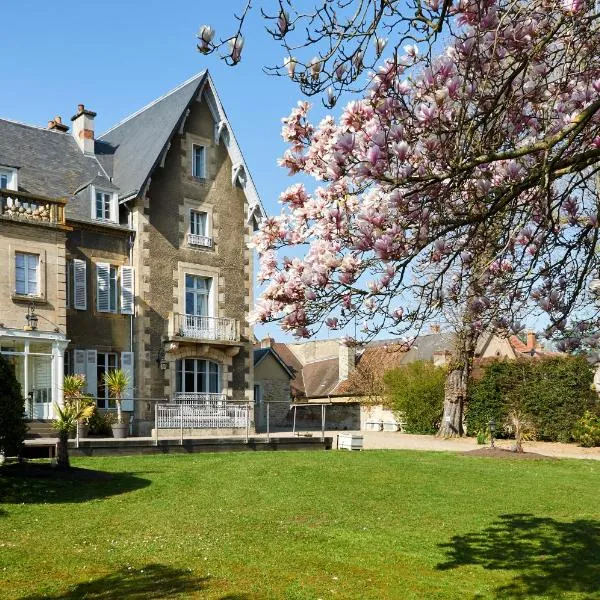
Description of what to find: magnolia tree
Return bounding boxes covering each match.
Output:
[240,0,600,436]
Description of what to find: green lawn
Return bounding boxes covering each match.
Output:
[0,451,598,600]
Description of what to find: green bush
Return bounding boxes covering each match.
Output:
[87,409,115,436]
[0,354,27,457]
[384,361,446,434]
[574,411,600,447]
[467,357,599,443]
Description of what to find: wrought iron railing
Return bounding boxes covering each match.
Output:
[174,392,227,404]
[187,233,213,248]
[175,314,239,341]
[0,189,66,225]
[156,401,249,429]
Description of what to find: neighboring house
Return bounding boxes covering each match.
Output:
[0,71,264,434]
[256,329,557,431]
[253,342,294,432]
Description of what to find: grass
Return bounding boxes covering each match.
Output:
[0,450,599,599]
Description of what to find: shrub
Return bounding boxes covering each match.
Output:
[0,354,27,458]
[467,356,599,443]
[384,361,446,434]
[574,411,600,447]
[87,410,115,436]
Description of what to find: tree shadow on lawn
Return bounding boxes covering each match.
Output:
[17,564,252,600]
[437,513,600,598]
[0,462,150,507]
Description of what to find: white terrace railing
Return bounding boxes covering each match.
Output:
[155,400,250,430]
[187,233,213,248]
[174,393,227,404]
[175,314,239,342]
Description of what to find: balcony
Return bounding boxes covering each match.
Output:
[167,314,241,350]
[187,233,213,248]
[0,189,67,227]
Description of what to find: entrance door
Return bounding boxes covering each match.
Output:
[30,355,52,419]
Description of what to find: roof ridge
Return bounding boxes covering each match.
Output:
[99,71,206,138]
[0,117,70,135]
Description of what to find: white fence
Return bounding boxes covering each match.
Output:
[176,314,239,341]
[174,393,227,405]
[156,401,250,430]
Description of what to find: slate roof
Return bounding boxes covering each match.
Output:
[99,72,207,199]
[0,70,264,229]
[399,332,455,364]
[0,119,116,223]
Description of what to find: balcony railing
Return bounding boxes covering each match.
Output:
[156,400,249,429]
[187,233,213,248]
[174,393,227,404]
[0,189,66,226]
[174,314,239,342]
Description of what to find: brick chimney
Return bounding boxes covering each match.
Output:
[260,337,274,349]
[526,331,537,352]
[339,341,356,381]
[47,116,69,133]
[70,104,96,154]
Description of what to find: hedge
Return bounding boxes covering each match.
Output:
[466,356,599,443]
[0,354,27,457]
[384,361,446,434]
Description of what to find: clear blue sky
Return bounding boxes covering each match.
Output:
[1,1,337,341]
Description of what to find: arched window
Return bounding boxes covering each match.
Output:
[176,359,220,394]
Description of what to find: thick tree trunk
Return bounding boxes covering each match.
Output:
[437,330,477,438]
[56,432,70,470]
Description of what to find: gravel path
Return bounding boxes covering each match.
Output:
[330,431,600,460]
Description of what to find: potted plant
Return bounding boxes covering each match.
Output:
[52,402,94,470]
[103,369,130,438]
[63,374,94,438]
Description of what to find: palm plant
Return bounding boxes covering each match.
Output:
[103,369,129,425]
[52,402,94,469]
[63,374,86,403]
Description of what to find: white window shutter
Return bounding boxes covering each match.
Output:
[74,349,87,376]
[121,352,134,412]
[96,263,110,312]
[85,350,97,397]
[120,266,135,315]
[73,259,87,310]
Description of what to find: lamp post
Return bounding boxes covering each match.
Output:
[489,418,496,449]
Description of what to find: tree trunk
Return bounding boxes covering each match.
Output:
[437,329,477,438]
[56,432,70,470]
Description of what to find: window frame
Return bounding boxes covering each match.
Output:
[96,352,119,409]
[91,186,117,223]
[14,252,40,297]
[0,166,18,191]
[176,358,221,394]
[96,262,119,314]
[192,144,206,179]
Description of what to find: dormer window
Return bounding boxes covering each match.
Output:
[0,166,18,191]
[91,187,117,223]
[192,145,206,179]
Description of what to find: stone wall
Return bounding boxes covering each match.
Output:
[0,220,66,333]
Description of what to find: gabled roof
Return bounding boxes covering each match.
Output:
[99,72,207,199]
[253,347,295,378]
[100,71,266,219]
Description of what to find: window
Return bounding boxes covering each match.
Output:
[185,275,211,316]
[15,252,39,296]
[190,210,207,236]
[97,263,118,313]
[176,359,220,394]
[188,210,212,247]
[192,145,205,179]
[254,383,263,404]
[0,167,17,190]
[95,191,112,220]
[97,352,118,408]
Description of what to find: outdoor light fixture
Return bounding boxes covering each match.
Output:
[489,418,496,449]
[25,302,38,331]
[156,349,168,371]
